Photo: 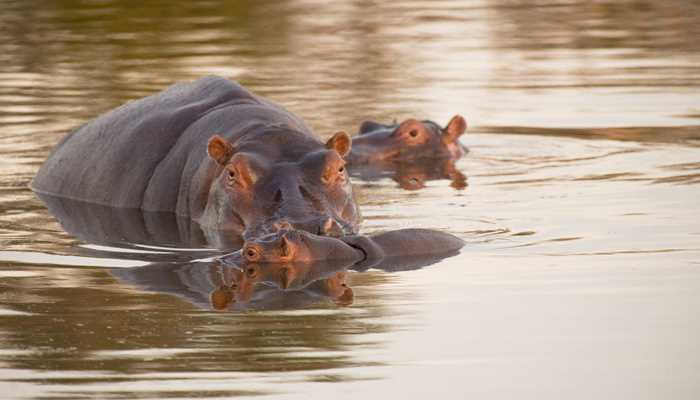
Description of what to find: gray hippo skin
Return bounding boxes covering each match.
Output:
[220,228,465,268]
[32,76,360,239]
[348,115,468,165]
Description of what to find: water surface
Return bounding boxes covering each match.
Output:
[1,1,699,399]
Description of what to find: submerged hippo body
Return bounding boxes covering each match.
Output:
[32,76,359,239]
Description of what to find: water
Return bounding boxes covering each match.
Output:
[1,0,700,398]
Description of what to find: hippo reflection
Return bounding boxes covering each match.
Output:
[35,192,242,254]
[112,260,353,311]
[350,158,467,190]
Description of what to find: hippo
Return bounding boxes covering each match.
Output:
[348,115,468,165]
[31,76,360,239]
[219,228,465,268]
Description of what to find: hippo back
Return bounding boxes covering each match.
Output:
[31,76,313,212]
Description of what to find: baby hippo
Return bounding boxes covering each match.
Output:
[348,115,468,164]
[220,228,465,265]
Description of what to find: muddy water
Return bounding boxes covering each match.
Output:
[1,1,700,398]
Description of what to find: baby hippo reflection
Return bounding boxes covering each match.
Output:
[392,159,467,190]
[209,266,354,311]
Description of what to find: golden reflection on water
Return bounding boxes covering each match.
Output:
[1,0,700,398]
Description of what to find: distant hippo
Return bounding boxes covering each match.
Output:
[220,228,465,267]
[348,115,468,164]
[31,76,360,239]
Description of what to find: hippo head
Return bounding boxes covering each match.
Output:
[350,115,467,163]
[239,229,361,265]
[202,131,360,240]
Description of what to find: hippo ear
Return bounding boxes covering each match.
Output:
[359,120,384,135]
[335,287,354,306]
[442,115,467,143]
[326,131,352,158]
[210,285,234,311]
[207,135,235,165]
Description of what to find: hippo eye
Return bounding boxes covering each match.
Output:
[409,129,419,137]
[338,166,345,173]
[226,169,236,183]
[244,246,260,261]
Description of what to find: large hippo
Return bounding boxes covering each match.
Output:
[32,76,360,239]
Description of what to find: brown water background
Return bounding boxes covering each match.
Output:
[1,1,699,398]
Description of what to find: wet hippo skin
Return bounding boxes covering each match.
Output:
[31,76,360,239]
[219,228,465,268]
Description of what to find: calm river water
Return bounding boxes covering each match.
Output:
[1,1,699,399]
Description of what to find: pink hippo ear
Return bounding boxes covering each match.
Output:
[207,134,235,165]
[326,131,352,158]
[210,285,234,311]
[442,115,467,143]
[336,286,354,306]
